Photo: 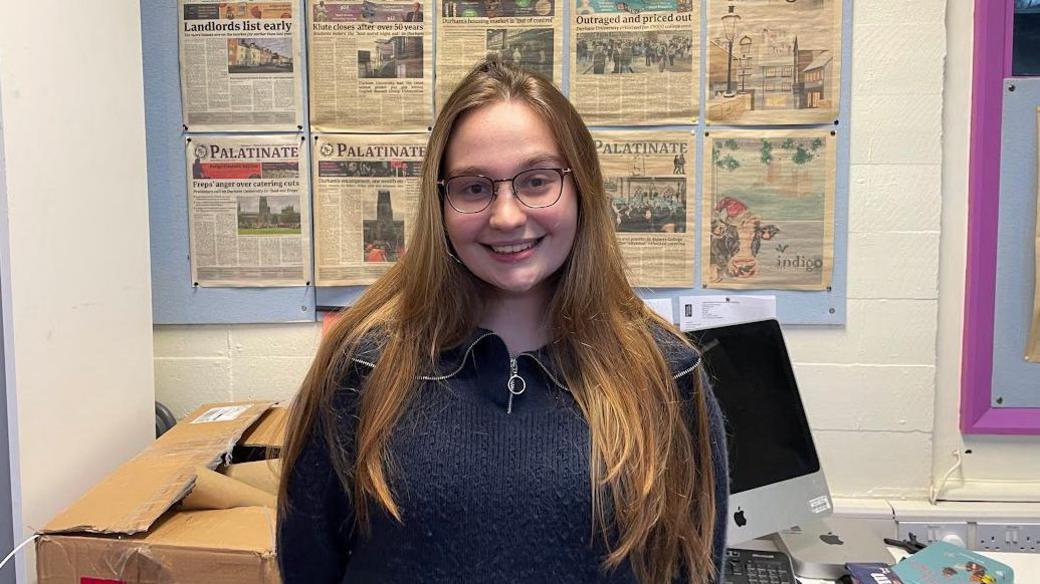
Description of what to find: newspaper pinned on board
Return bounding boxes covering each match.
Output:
[435,0,563,111]
[702,130,835,290]
[179,0,304,131]
[308,0,433,132]
[570,0,698,125]
[313,134,427,286]
[593,130,695,287]
[186,135,311,287]
[705,0,842,125]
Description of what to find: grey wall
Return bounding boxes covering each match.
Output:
[0,69,20,584]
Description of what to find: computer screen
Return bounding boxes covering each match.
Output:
[686,318,833,545]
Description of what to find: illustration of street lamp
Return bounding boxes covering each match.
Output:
[738,35,752,92]
[721,4,741,97]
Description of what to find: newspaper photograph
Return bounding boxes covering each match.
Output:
[702,130,835,290]
[186,135,311,287]
[308,0,433,132]
[705,0,842,125]
[313,134,427,286]
[179,1,304,131]
[436,0,562,111]
[570,0,698,125]
[593,130,694,287]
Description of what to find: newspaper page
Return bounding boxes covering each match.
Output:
[179,1,304,131]
[570,0,698,125]
[1027,107,1040,361]
[705,0,842,125]
[186,135,311,287]
[308,0,433,132]
[593,130,694,287]
[313,134,427,286]
[435,0,563,111]
[702,130,835,290]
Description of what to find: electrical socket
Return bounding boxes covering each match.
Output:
[974,523,1040,553]
[897,521,969,548]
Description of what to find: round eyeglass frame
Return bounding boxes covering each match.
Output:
[437,167,573,214]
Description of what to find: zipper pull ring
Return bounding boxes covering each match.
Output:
[506,357,526,414]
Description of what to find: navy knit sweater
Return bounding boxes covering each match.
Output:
[277,327,729,583]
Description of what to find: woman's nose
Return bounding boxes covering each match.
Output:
[487,182,527,231]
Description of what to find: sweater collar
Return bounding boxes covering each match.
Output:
[351,324,700,384]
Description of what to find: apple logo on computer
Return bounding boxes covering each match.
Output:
[733,507,747,527]
[819,532,844,546]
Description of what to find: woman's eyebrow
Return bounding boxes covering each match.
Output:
[519,154,566,168]
[446,154,566,177]
[444,164,488,177]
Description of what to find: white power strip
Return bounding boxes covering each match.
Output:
[975,523,1040,553]
[891,500,1040,554]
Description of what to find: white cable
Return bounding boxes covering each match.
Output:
[929,449,964,505]
[0,536,37,569]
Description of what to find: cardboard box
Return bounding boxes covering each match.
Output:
[36,402,287,584]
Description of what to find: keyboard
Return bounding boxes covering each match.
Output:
[723,548,797,584]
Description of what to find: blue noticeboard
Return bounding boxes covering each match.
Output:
[144,0,315,324]
[143,0,851,325]
[990,77,1040,408]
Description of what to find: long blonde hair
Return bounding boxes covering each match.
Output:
[279,59,717,583]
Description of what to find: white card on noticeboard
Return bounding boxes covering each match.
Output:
[678,296,776,331]
[643,298,675,323]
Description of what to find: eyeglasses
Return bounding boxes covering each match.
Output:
[438,167,572,214]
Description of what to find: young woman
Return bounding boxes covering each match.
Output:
[277,59,729,583]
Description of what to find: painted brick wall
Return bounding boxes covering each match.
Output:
[153,0,948,499]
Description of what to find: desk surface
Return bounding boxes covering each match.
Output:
[735,538,1040,583]
[803,550,1040,583]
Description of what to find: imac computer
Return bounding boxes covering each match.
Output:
[686,318,833,547]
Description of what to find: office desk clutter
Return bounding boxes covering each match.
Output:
[724,548,798,584]
[776,518,895,579]
[843,543,1016,583]
[699,318,1026,584]
[696,320,1024,584]
[845,563,905,584]
[34,402,286,584]
[889,542,1014,584]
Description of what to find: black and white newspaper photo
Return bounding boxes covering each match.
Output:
[313,134,426,286]
[186,135,311,286]
[179,1,304,131]
[308,0,433,132]
[571,0,697,125]
[436,0,562,111]
[593,130,695,287]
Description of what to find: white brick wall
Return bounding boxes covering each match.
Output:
[154,323,321,419]
[154,1,949,499]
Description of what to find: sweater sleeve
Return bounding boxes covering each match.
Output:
[277,405,355,583]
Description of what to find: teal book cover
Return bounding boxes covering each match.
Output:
[891,542,1014,584]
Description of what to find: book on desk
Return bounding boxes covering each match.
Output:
[889,541,1013,584]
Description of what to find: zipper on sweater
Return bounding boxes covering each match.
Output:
[506,356,527,414]
[517,352,568,392]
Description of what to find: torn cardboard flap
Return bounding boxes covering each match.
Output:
[224,459,281,495]
[41,401,274,536]
[240,402,287,448]
[144,506,276,551]
[181,466,276,510]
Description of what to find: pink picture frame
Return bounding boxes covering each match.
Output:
[961,0,1040,434]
